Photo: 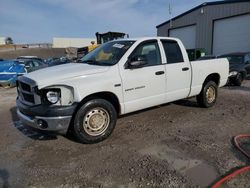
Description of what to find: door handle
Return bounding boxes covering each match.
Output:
[182,67,189,71]
[155,71,165,75]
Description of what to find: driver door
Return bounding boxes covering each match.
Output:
[120,40,166,114]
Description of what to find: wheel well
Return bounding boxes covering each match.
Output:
[203,73,220,86]
[78,92,120,114]
[68,92,120,132]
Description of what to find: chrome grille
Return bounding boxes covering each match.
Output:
[22,92,35,103]
[17,77,41,105]
[19,82,31,92]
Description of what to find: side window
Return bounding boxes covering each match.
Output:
[26,61,33,67]
[161,40,184,64]
[32,60,41,67]
[131,41,161,66]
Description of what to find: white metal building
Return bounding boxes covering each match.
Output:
[0,37,6,45]
[53,38,96,48]
[0,37,13,45]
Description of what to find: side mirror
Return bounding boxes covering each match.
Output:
[245,60,250,64]
[127,55,147,69]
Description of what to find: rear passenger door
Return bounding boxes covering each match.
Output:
[160,40,192,102]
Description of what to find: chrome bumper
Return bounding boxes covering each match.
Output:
[17,110,71,134]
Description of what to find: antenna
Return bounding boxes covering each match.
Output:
[169,2,173,28]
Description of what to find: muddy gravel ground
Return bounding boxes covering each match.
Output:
[0,81,250,188]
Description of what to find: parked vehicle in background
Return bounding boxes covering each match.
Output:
[16,56,47,72]
[186,48,206,61]
[218,52,250,86]
[17,56,44,62]
[0,56,47,88]
[196,55,216,61]
[72,32,128,58]
[16,37,229,144]
[0,60,26,88]
[46,57,71,67]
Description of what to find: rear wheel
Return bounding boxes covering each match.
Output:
[196,81,218,108]
[73,99,117,144]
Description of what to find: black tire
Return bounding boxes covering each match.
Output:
[73,99,117,144]
[196,81,218,108]
[233,73,243,86]
[226,77,234,86]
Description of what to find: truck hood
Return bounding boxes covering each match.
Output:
[25,63,110,86]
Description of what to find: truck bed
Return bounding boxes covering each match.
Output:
[189,58,229,97]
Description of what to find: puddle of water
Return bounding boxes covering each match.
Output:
[140,145,218,187]
[186,163,217,187]
[140,145,202,172]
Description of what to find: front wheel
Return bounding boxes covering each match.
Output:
[73,99,117,144]
[196,81,218,108]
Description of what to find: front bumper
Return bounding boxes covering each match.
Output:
[17,110,71,134]
[16,98,78,134]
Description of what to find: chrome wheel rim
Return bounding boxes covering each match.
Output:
[206,86,216,104]
[83,108,110,136]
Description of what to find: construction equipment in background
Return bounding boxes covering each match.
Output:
[96,31,128,45]
[77,41,99,59]
[66,41,98,60]
[66,31,128,60]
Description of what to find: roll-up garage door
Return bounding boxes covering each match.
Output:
[169,25,196,49]
[213,14,250,56]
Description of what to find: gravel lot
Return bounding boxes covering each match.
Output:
[0,81,250,187]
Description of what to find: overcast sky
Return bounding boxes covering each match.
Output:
[0,0,217,43]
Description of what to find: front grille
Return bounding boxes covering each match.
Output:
[22,92,35,103]
[17,78,40,105]
[19,82,31,92]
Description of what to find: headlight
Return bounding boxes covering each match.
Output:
[41,86,73,105]
[229,71,238,76]
[46,90,60,104]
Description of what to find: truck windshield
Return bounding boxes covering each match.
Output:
[80,41,135,66]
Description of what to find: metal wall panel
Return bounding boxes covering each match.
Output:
[169,25,196,49]
[157,2,250,54]
[213,14,250,55]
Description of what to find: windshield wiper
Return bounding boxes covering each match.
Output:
[81,60,99,64]
[80,60,112,66]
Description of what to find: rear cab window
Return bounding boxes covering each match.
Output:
[161,40,184,64]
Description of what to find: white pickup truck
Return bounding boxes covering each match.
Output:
[16,37,229,143]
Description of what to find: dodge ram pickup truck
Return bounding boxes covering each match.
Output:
[16,37,229,144]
